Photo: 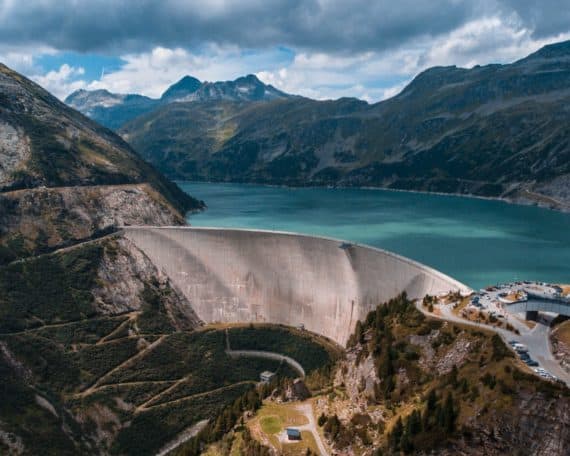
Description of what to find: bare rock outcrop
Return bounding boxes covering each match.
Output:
[93,237,201,329]
[0,121,30,189]
[0,183,186,263]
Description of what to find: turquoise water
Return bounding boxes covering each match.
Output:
[180,182,570,290]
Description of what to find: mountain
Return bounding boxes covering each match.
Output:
[120,40,570,211]
[0,62,202,263]
[0,63,568,456]
[65,74,291,129]
[160,75,202,101]
[66,88,159,130]
[0,63,207,454]
[166,74,290,102]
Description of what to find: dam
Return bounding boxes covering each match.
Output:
[123,227,471,345]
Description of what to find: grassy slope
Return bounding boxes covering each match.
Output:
[0,244,335,455]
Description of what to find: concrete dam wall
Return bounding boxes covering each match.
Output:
[123,227,471,346]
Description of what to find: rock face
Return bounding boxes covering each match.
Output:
[551,320,570,374]
[166,74,290,103]
[119,40,570,211]
[0,184,188,264]
[0,122,30,188]
[65,74,291,129]
[0,63,199,211]
[0,236,201,455]
[321,317,570,456]
[93,236,201,328]
[0,63,202,264]
[160,76,203,102]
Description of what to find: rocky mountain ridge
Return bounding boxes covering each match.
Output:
[0,63,205,455]
[0,62,203,264]
[65,74,291,129]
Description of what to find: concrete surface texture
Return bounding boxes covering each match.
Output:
[123,227,471,346]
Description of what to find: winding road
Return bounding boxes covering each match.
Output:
[417,301,570,387]
[224,329,306,378]
[155,419,209,456]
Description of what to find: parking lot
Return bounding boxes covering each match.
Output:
[451,281,570,386]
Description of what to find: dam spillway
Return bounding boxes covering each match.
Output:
[123,227,471,346]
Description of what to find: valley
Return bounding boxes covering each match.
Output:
[0,17,569,456]
[69,42,570,212]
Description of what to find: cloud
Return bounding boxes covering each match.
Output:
[496,0,570,38]
[85,45,294,98]
[0,0,478,54]
[255,14,570,102]
[1,1,567,56]
[31,64,87,99]
[1,1,569,102]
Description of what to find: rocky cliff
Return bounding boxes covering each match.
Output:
[0,63,200,211]
[0,236,201,455]
[0,184,187,264]
[0,63,203,264]
[0,63,205,455]
[314,295,570,455]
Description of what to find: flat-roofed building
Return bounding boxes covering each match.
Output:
[260,371,276,383]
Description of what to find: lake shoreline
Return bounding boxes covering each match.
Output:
[176,179,568,214]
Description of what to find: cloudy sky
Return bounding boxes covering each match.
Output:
[1,0,569,101]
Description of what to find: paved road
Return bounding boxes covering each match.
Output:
[417,302,570,387]
[294,402,330,456]
[155,419,209,456]
[225,329,306,377]
[226,349,305,378]
[519,322,569,386]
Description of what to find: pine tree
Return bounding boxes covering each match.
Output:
[390,417,403,450]
[426,389,437,413]
[449,365,459,388]
[443,392,456,433]
[407,409,421,436]
[355,320,364,344]
[400,429,413,453]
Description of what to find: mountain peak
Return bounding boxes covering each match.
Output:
[65,88,126,112]
[161,75,202,101]
[522,40,570,61]
[236,74,262,84]
[65,73,292,127]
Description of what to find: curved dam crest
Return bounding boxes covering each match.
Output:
[123,227,471,346]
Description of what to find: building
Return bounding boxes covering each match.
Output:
[286,428,301,440]
[260,371,276,383]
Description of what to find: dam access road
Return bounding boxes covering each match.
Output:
[123,226,470,346]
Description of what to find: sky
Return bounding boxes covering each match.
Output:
[1,0,569,102]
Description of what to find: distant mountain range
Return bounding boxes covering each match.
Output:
[65,74,291,129]
[69,41,570,211]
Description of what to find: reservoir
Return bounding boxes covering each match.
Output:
[181,182,570,290]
